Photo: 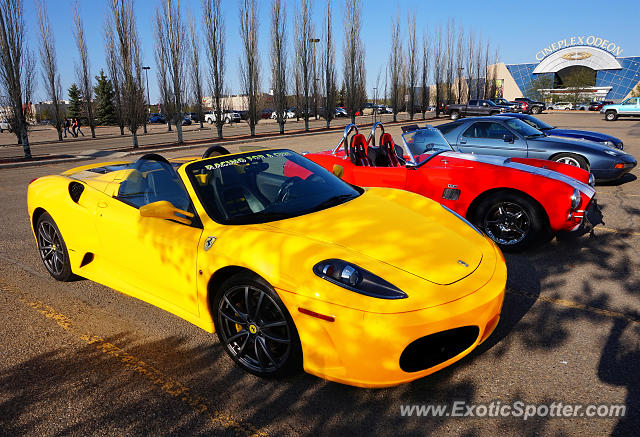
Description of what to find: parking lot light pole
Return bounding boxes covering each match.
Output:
[309,38,320,120]
[373,87,377,123]
[143,66,151,133]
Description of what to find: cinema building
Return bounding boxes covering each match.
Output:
[494,36,640,101]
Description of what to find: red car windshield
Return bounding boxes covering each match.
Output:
[402,128,454,163]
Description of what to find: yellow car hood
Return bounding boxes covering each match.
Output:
[266,188,485,285]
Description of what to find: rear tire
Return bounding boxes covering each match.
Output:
[605,110,618,121]
[473,192,547,252]
[531,106,542,114]
[450,111,460,120]
[213,273,302,378]
[36,212,73,281]
[207,118,214,125]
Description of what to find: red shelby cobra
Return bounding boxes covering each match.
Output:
[302,123,599,251]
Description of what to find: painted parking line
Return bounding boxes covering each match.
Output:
[597,226,640,237]
[508,289,640,326]
[0,283,266,437]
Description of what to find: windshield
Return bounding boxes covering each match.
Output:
[186,150,361,225]
[402,128,454,163]
[519,114,553,131]
[503,118,545,139]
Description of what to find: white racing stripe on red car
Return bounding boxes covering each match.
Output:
[439,152,596,198]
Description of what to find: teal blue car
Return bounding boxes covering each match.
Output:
[601,97,640,121]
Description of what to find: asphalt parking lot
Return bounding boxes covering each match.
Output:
[0,111,638,436]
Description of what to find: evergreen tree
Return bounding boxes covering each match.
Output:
[67,83,82,119]
[93,70,117,125]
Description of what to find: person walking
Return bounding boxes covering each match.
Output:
[63,118,70,138]
[74,118,84,137]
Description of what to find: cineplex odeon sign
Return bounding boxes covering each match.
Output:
[535,36,624,61]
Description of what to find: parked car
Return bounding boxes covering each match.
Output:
[496,113,624,149]
[205,110,241,124]
[0,118,12,133]
[576,102,589,111]
[589,101,613,111]
[513,98,545,114]
[444,99,509,120]
[148,113,166,124]
[28,148,507,387]
[437,116,636,182]
[185,112,201,123]
[601,97,640,121]
[304,123,598,251]
[362,102,377,115]
[489,98,520,112]
[548,102,573,110]
[182,116,192,126]
[261,108,273,119]
[270,109,295,120]
[334,107,348,117]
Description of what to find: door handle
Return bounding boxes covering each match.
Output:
[97,201,108,208]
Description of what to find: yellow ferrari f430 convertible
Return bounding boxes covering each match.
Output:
[27,147,506,387]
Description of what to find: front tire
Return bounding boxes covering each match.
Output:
[207,118,214,125]
[473,192,547,252]
[36,212,73,281]
[553,153,589,170]
[213,273,302,378]
[531,106,542,114]
[450,111,460,120]
[605,110,618,121]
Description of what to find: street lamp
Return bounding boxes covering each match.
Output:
[142,66,151,133]
[373,87,377,123]
[309,38,320,119]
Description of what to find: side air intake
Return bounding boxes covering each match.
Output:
[69,182,85,203]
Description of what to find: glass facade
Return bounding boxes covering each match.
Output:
[506,57,640,100]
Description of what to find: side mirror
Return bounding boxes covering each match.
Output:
[139,200,193,225]
[503,135,515,143]
[332,164,344,179]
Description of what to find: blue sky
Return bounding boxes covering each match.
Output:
[24,0,640,103]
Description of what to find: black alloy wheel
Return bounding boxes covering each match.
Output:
[36,212,73,281]
[474,192,547,251]
[214,274,302,377]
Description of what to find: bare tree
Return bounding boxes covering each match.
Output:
[270,0,287,134]
[239,0,260,136]
[455,22,464,104]
[188,14,204,129]
[388,13,402,122]
[35,0,63,141]
[474,34,484,99]
[203,0,225,139]
[482,40,490,99]
[107,0,145,148]
[158,0,187,144]
[104,21,125,135]
[444,18,455,104]
[432,25,444,117]
[73,1,96,138]
[420,31,430,119]
[343,0,364,124]
[406,13,417,120]
[154,8,174,132]
[295,0,312,131]
[321,0,336,128]
[0,0,34,156]
[464,28,476,102]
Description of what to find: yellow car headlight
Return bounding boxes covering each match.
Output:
[313,259,407,299]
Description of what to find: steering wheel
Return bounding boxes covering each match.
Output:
[275,176,304,203]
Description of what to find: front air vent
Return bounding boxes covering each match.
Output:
[400,326,480,372]
[69,182,85,203]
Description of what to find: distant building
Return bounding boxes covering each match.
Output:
[499,36,640,101]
